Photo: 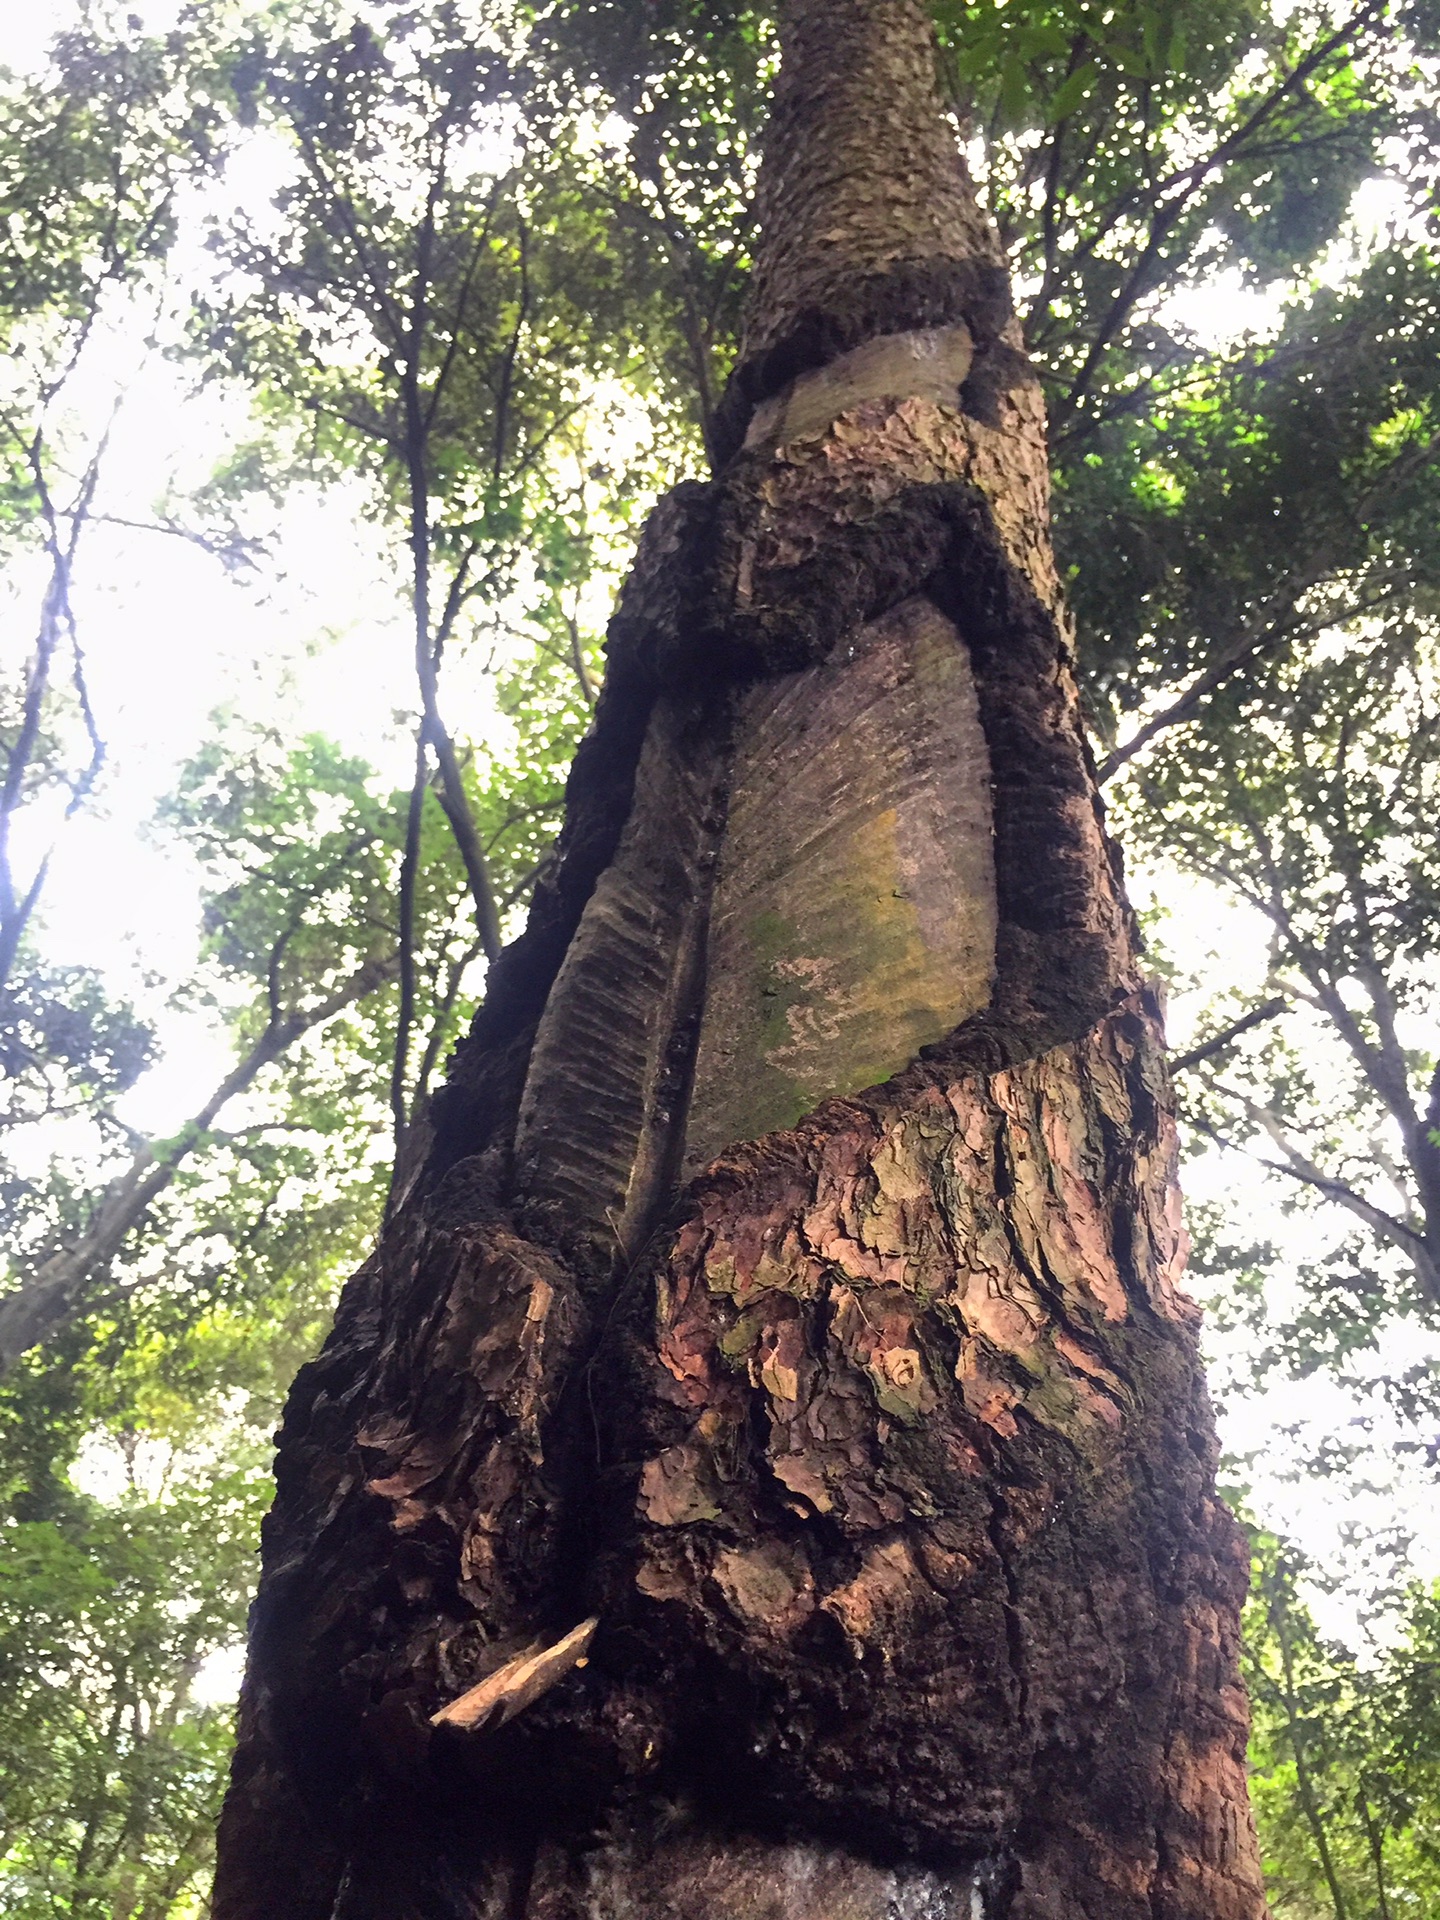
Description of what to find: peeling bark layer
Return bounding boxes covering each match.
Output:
[213,2,1266,1915]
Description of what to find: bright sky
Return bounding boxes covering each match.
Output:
[4,0,1437,1661]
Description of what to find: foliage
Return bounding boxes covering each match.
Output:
[528,0,771,454]
[0,1456,268,1917]
[936,0,1411,433]
[0,963,154,1133]
[1244,1523,1440,1918]
[1084,248,1440,1419]
[1061,244,1440,749]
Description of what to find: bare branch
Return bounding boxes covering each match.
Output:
[1191,1090,1440,1310]
[1098,580,1410,784]
[563,608,597,706]
[1171,997,1288,1075]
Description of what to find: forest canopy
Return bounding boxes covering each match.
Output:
[1,0,1438,1912]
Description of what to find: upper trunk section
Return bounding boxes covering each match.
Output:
[445,0,1130,1271]
[718,0,1013,460]
[746,0,999,356]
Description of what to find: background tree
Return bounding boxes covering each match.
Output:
[1242,1523,1440,1917]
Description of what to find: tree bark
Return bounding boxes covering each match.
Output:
[212,4,1267,1916]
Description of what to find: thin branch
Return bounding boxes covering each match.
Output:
[0,409,118,985]
[1357,1790,1393,1920]
[1098,581,1409,783]
[424,179,503,436]
[427,730,503,962]
[399,157,504,965]
[388,737,427,1185]
[1189,1096,1440,1308]
[1028,35,1088,328]
[432,540,481,664]
[59,508,263,565]
[1172,998,1287,1075]
[295,131,407,347]
[413,935,484,1107]
[265,919,300,1025]
[641,160,719,462]
[0,949,400,1373]
[1325,739,1420,1132]
[491,212,530,488]
[497,861,544,915]
[301,395,393,444]
[1271,1589,1353,1920]
[563,608,597,706]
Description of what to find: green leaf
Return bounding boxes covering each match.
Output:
[1046,61,1099,125]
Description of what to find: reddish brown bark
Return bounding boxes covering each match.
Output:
[212,3,1267,1915]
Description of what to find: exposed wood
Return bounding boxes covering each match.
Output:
[685,594,995,1168]
[742,325,974,454]
[510,692,730,1256]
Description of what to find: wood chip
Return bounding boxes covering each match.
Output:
[429,1617,599,1734]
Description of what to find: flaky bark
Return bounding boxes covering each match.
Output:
[213,4,1267,1916]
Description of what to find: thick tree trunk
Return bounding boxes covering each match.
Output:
[212,4,1267,1916]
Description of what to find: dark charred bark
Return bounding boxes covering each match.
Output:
[212,4,1267,1916]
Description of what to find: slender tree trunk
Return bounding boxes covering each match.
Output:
[212,5,1267,1916]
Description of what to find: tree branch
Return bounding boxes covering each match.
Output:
[1097,579,1409,783]
[1189,1093,1440,1310]
[0,951,400,1373]
[1171,998,1288,1075]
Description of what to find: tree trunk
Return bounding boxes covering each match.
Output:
[211,4,1268,1916]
